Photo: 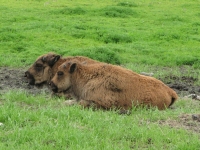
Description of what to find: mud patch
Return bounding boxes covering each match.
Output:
[158,114,200,133]
[164,75,200,97]
[0,67,50,95]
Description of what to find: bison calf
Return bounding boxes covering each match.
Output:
[51,61,178,110]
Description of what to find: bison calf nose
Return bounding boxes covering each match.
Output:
[50,81,58,93]
[24,71,35,85]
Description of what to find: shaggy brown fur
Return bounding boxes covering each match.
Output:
[51,61,178,110]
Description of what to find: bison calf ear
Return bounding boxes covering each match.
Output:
[69,63,76,74]
[48,55,60,67]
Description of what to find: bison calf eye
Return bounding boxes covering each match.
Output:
[57,71,64,76]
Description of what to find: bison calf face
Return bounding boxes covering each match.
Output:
[25,53,60,85]
[51,62,76,93]
[25,59,51,85]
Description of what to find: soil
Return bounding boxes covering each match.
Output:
[158,114,200,134]
[0,67,200,134]
[162,75,200,97]
[0,67,50,95]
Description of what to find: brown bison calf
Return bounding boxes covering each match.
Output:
[51,61,178,110]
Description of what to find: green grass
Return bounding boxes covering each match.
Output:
[0,0,200,67]
[1,0,200,149]
[0,91,200,150]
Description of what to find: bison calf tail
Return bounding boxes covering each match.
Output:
[169,90,178,107]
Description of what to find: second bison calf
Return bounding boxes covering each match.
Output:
[51,61,178,110]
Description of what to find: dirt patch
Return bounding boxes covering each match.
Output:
[0,67,50,95]
[158,114,200,134]
[163,75,200,97]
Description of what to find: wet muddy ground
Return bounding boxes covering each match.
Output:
[0,67,50,95]
[0,67,199,134]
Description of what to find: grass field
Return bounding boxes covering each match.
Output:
[1,0,200,67]
[0,91,200,150]
[0,0,200,149]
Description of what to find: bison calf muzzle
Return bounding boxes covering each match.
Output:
[24,71,35,85]
[50,81,58,93]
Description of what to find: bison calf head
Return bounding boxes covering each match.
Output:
[25,53,60,86]
[50,61,77,93]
